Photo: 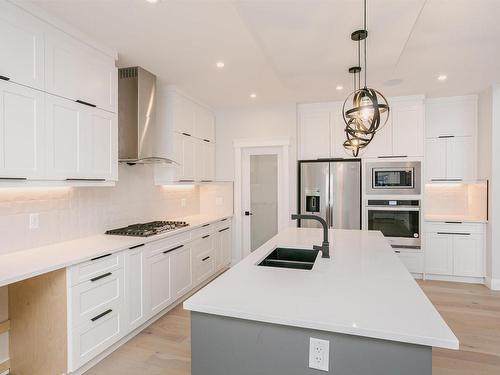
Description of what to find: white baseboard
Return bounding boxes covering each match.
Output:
[425,274,485,285]
[485,277,500,290]
[70,266,229,375]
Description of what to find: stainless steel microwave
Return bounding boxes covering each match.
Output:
[366,161,421,195]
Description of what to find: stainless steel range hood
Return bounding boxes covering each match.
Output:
[118,66,175,164]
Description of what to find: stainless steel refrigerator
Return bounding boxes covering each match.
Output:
[298,159,361,229]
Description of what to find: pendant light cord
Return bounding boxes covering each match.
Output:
[363,0,367,88]
[357,41,361,90]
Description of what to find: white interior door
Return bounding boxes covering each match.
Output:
[241,147,283,257]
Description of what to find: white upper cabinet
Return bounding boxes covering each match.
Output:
[171,93,196,136]
[196,140,215,182]
[446,137,475,180]
[426,96,477,138]
[0,4,45,89]
[0,81,45,179]
[46,94,117,181]
[392,101,424,157]
[298,110,330,160]
[45,30,117,113]
[195,105,216,143]
[425,138,447,180]
[361,118,393,158]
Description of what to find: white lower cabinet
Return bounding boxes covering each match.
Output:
[424,222,485,278]
[67,219,232,372]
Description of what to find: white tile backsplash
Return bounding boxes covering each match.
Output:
[0,164,201,255]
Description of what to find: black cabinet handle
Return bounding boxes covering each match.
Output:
[91,253,112,261]
[219,227,230,232]
[129,243,145,249]
[202,234,210,239]
[0,75,10,81]
[444,221,462,224]
[437,232,471,236]
[179,179,195,183]
[431,178,462,182]
[202,256,210,261]
[90,272,112,282]
[394,250,401,253]
[163,244,184,254]
[182,132,192,137]
[203,139,210,143]
[438,135,455,138]
[221,218,228,222]
[0,177,27,180]
[76,99,97,108]
[377,155,408,159]
[202,224,210,227]
[200,180,213,183]
[91,309,113,322]
[66,178,106,182]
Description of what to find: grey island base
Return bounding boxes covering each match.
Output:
[191,311,431,375]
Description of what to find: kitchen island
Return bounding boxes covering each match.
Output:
[184,227,458,375]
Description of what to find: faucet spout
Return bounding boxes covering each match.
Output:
[291,214,330,258]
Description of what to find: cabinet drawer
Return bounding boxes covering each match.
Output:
[191,223,214,239]
[69,252,123,286]
[214,218,232,231]
[193,248,215,284]
[145,232,191,258]
[70,268,124,326]
[69,305,122,371]
[396,251,423,273]
[425,221,485,235]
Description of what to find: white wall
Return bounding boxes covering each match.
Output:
[215,104,298,213]
[478,85,500,287]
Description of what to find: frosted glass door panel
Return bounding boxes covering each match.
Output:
[250,155,278,251]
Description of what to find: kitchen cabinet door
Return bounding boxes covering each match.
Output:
[330,108,348,158]
[361,118,393,158]
[171,244,193,299]
[426,96,476,138]
[453,234,484,277]
[425,138,447,181]
[171,93,196,136]
[45,95,85,179]
[175,133,196,182]
[446,136,475,181]
[392,103,424,157]
[220,226,232,266]
[0,4,45,89]
[298,111,330,160]
[196,139,215,182]
[0,81,45,179]
[195,104,215,143]
[145,251,173,316]
[124,247,146,332]
[192,236,215,285]
[425,233,453,275]
[45,30,117,112]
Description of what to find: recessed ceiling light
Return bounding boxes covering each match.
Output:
[249,93,257,99]
[336,85,344,91]
[146,0,159,3]
[437,74,447,81]
[216,61,225,69]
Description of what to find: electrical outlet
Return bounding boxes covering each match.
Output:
[309,337,330,372]
[29,213,39,230]
[181,198,187,208]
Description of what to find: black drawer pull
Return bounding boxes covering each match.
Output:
[202,224,210,227]
[437,232,471,236]
[179,179,195,183]
[202,256,210,261]
[219,227,230,233]
[91,253,112,261]
[202,234,210,239]
[182,132,192,137]
[129,243,145,249]
[203,139,210,143]
[438,135,455,138]
[221,218,228,222]
[90,272,112,282]
[0,177,27,180]
[431,178,462,182]
[200,180,213,182]
[66,178,106,181]
[76,99,97,108]
[377,155,408,159]
[91,309,113,322]
[394,250,401,253]
[444,221,462,224]
[163,244,184,254]
[0,75,10,81]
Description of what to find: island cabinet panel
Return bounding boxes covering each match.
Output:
[0,81,45,179]
[0,3,45,90]
[8,269,67,375]
[191,312,432,375]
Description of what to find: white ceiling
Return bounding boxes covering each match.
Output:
[27,0,500,109]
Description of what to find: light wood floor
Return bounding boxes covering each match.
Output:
[85,280,500,375]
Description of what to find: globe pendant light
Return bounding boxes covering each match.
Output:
[342,0,390,157]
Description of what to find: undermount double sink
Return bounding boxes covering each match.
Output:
[258,247,319,270]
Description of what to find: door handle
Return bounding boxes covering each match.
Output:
[244,211,253,216]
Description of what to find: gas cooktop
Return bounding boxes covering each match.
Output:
[105,221,189,237]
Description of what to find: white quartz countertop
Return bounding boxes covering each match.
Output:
[0,213,232,288]
[184,227,459,349]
